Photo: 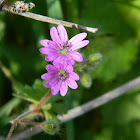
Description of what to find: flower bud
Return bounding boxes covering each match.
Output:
[44,121,60,135]
[80,73,92,88]
[89,53,102,63]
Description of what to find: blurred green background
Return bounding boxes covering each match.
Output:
[0,0,140,139]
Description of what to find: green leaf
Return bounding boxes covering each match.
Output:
[13,79,48,103]
[13,80,67,115]
[0,97,21,126]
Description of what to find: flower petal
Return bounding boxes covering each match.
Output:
[65,55,75,65]
[53,55,65,65]
[40,40,58,49]
[45,53,59,62]
[39,47,56,55]
[53,62,64,70]
[51,81,61,95]
[69,33,87,45]
[70,40,89,51]
[41,73,48,80]
[68,52,83,62]
[45,64,57,72]
[69,72,80,80]
[50,27,62,45]
[41,73,54,80]
[47,40,59,49]
[39,48,49,54]
[67,78,78,89]
[44,81,51,88]
[45,56,51,62]
[60,81,68,96]
[49,77,59,87]
[57,25,68,44]
[65,64,73,72]
[40,39,50,47]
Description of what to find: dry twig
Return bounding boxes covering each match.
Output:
[1,5,98,33]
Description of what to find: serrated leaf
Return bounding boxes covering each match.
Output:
[13,79,48,103]
[13,80,67,115]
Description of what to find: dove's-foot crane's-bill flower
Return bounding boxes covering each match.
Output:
[41,63,79,96]
[39,25,89,65]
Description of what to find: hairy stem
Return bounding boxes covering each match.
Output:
[6,120,44,140]
[33,90,51,112]
[8,90,51,139]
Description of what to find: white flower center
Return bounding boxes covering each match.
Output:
[57,69,69,81]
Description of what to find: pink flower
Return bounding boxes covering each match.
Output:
[39,25,89,65]
[41,63,80,96]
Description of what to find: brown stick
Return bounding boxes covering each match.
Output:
[1,5,98,33]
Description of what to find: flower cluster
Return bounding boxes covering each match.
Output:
[40,25,89,96]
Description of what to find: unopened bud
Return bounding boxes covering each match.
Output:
[44,121,60,135]
[80,73,92,88]
[89,53,102,63]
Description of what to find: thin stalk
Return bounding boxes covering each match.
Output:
[33,89,51,112]
[11,90,51,123]
[6,120,44,140]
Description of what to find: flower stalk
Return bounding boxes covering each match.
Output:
[6,120,44,140]
[33,89,51,112]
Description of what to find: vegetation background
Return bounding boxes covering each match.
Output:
[0,0,140,139]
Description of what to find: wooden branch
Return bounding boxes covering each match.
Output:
[8,76,140,140]
[1,5,98,33]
